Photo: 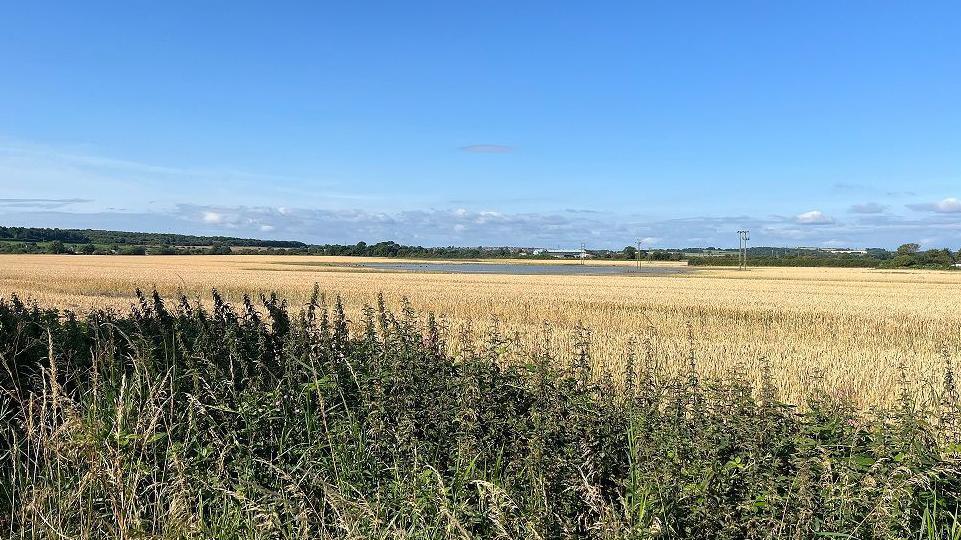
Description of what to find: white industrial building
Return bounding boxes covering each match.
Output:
[542,248,591,259]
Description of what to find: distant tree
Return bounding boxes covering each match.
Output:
[924,249,955,267]
[896,243,920,255]
[81,243,97,255]
[622,246,637,259]
[47,240,69,254]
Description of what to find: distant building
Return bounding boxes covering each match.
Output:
[797,246,867,255]
[823,248,868,255]
[544,248,591,259]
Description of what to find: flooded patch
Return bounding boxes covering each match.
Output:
[355,262,689,276]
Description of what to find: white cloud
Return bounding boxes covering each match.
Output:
[794,210,834,225]
[908,197,961,214]
[935,198,961,213]
[6,203,961,250]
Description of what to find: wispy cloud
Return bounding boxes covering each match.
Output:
[0,198,92,209]
[831,182,915,198]
[849,202,887,214]
[907,197,961,214]
[459,144,513,153]
[832,182,868,193]
[0,138,359,211]
[0,142,330,185]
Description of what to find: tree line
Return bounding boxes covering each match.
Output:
[2,226,958,269]
[689,243,961,270]
[0,226,305,248]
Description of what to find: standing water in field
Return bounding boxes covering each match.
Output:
[354,261,689,275]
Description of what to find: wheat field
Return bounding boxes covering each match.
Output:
[1,253,959,408]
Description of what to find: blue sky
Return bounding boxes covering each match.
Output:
[1,2,959,249]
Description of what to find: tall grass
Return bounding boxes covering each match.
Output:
[1,288,959,539]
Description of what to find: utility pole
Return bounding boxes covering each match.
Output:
[636,239,642,269]
[580,242,586,265]
[737,230,750,270]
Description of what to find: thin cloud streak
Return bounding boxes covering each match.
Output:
[0,143,333,185]
[459,144,513,153]
[0,198,92,209]
[0,138,368,212]
[849,202,887,214]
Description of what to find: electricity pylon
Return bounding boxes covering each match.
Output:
[737,230,750,270]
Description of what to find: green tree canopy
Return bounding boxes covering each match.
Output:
[896,243,920,255]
